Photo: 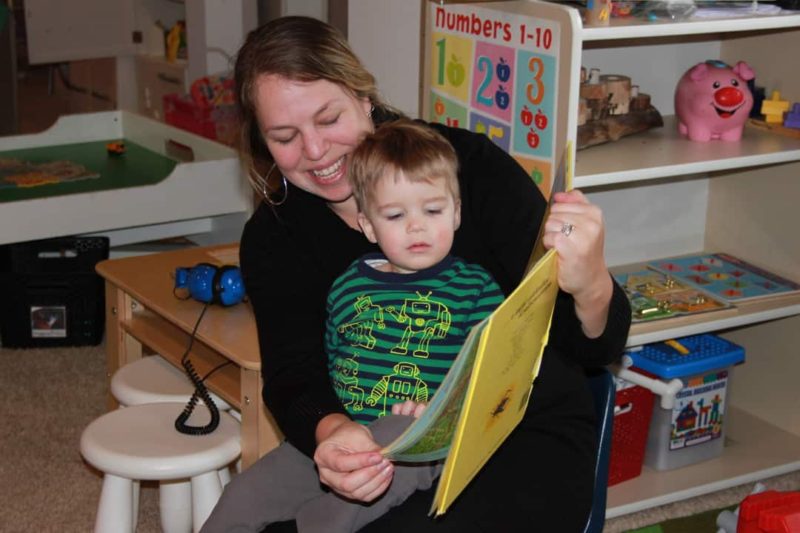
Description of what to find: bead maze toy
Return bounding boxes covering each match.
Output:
[613,268,731,322]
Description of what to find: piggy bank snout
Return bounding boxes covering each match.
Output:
[715,86,745,108]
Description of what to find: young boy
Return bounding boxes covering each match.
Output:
[202,120,503,533]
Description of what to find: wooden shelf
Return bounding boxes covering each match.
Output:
[607,406,800,518]
[574,116,800,189]
[122,308,242,408]
[581,12,800,41]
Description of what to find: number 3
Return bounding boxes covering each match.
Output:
[526,56,544,105]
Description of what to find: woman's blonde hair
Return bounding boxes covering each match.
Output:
[349,119,460,213]
[234,16,391,203]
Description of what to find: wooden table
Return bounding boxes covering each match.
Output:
[96,243,282,469]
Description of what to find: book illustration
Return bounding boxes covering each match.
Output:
[648,253,800,303]
[381,319,487,461]
[0,158,100,189]
[614,268,731,322]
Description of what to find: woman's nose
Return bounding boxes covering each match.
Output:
[302,129,329,160]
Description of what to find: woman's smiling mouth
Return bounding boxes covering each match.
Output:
[311,157,344,182]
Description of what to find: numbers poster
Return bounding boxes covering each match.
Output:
[424,1,578,197]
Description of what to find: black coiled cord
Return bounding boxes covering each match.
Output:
[174,303,221,436]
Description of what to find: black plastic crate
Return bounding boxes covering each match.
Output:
[0,237,109,348]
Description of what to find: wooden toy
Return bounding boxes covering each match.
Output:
[584,0,612,27]
[747,116,800,139]
[577,69,663,149]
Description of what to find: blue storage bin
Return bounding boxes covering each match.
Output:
[626,334,745,471]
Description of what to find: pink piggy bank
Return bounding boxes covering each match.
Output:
[675,60,755,142]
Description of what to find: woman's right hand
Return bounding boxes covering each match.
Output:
[313,414,394,502]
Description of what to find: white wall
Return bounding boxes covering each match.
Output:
[582,40,721,115]
[186,0,259,81]
[348,0,422,117]
[282,0,328,19]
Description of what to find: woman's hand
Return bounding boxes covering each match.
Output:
[313,414,394,502]
[391,400,428,418]
[542,189,613,337]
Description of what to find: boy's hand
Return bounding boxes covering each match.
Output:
[391,400,428,418]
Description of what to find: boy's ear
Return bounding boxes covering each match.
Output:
[453,198,462,230]
[358,212,379,243]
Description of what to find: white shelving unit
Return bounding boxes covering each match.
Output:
[574,11,800,518]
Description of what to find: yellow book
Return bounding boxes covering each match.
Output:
[430,246,559,515]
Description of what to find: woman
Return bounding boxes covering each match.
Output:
[208,15,631,532]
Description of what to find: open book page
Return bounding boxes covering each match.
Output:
[381,319,488,461]
[430,248,559,516]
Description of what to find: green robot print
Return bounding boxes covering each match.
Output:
[331,355,365,412]
[386,291,451,358]
[337,295,386,349]
[366,362,429,417]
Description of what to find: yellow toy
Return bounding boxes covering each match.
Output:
[761,90,790,124]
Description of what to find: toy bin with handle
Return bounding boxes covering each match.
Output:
[626,334,745,471]
[608,378,654,486]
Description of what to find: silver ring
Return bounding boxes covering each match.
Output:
[560,222,575,237]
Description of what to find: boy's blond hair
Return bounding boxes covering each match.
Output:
[349,119,460,212]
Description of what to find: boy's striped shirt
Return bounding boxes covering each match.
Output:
[325,254,504,424]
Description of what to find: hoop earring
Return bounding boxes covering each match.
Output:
[253,163,288,206]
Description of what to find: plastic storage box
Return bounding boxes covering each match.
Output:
[626,334,745,471]
[0,237,109,347]
[163,93,237,146]
[608,379,654,486]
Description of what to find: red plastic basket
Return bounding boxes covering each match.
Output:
[608,382,654,486]
[163,93,237,145]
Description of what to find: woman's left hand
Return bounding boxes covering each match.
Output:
[542,189,613,337]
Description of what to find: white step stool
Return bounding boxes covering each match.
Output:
[80,403,241,533]
[109,355,240,532]
[111,354,233,413]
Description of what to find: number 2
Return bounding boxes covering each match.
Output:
[476,56,493,107]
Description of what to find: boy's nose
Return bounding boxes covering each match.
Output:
[407,218,425,233]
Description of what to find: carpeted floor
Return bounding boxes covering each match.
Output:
[1,342,799,532]
[0,343,161,532]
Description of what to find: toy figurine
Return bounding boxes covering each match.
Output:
[105,141,126,155]
[675,60,755,142]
